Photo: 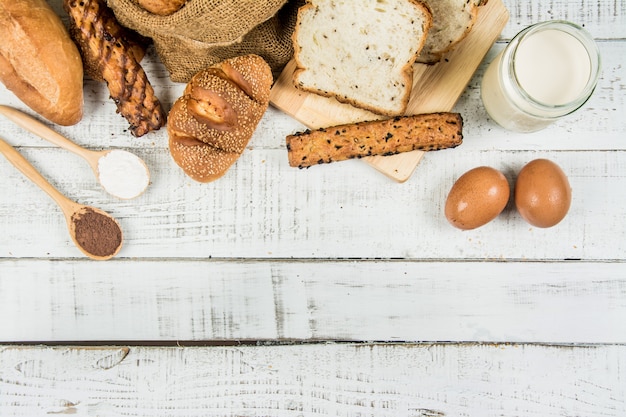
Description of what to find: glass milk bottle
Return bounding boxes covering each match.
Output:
[481,20,601,133]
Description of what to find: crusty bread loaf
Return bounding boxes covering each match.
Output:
[0,0,83,126]
[168,54,273,182]
[292,0,432,117]
[134,0,187,15]
[417,0,487,64]
[286,112,463,168]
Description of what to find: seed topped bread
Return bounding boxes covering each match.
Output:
[167,54,273,182]
[286,112,463,168]
[292,0,432,117]
[417,0,487,64]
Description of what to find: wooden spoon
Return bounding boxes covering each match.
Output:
[0,105,150,199]
[0,137,123,260]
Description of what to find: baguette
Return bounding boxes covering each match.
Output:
[0,0,83,126]
[286,113,463,168]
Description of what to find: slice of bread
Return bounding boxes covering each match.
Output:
[292,0,432,117]
[417,0,487,64]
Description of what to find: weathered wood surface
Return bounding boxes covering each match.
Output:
[0,0,625,415]
[1,344,625,417]
[1,259,625,343]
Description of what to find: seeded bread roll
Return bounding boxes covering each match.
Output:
[417,0,487,64]
[286,112,463,168]
[168,54,273,182]
[0,0,83,126]
[292,0,432,117]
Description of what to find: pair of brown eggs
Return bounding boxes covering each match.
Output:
[445,159,572,230]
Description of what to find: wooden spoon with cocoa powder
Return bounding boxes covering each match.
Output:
[0,137,123,260]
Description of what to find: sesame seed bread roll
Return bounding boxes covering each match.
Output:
[167,54,273,182]
[0,0,84,126]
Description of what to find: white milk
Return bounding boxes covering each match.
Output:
[480,21,600,133]
[514,29,591,105]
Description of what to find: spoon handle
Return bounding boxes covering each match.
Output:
[0,105,91,158]
[0,136,77,214]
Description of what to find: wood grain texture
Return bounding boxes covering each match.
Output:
[1,344,625,417]
[498,0,626,39]
[1,260,625,343]
[1,146,624,260]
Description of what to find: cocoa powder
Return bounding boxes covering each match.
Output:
[72,208,122,258]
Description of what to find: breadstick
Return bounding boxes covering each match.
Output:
[286,112,463,168]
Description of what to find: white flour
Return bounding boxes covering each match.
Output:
[97,150,150,199]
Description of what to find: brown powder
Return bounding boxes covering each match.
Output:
[72,208,122,258]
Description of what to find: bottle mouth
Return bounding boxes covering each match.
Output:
[501,20,601,119]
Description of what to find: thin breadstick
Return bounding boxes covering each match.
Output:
[286,112,463,168]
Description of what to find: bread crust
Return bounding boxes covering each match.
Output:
[168,55,273,182]
[0,0,83,126]
[64,0,165,137]
[286,112,463,168]
[417,0,485,64]
[134,0,187,15]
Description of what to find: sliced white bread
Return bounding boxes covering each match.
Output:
[417,0,487,64]
[292,0,432,117]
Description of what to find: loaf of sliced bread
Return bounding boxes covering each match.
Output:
[292,0,432,117]
[417,0,487,64]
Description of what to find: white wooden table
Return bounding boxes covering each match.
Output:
[1,0,625,415]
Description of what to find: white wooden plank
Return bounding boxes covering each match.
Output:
[1,260,624,343]
[1,146,624,260]
[499,0,626,39]
[0,343,624,417]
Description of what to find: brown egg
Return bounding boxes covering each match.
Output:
[445,166,510,230]
[514,159,571,228]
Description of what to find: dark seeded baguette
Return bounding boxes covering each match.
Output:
[286,112,463,168]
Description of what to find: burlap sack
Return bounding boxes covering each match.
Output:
[106,0,303,82]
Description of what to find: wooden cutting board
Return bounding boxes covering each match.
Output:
[269,0,509,182]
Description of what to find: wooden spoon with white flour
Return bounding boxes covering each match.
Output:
[0,105,150,199]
